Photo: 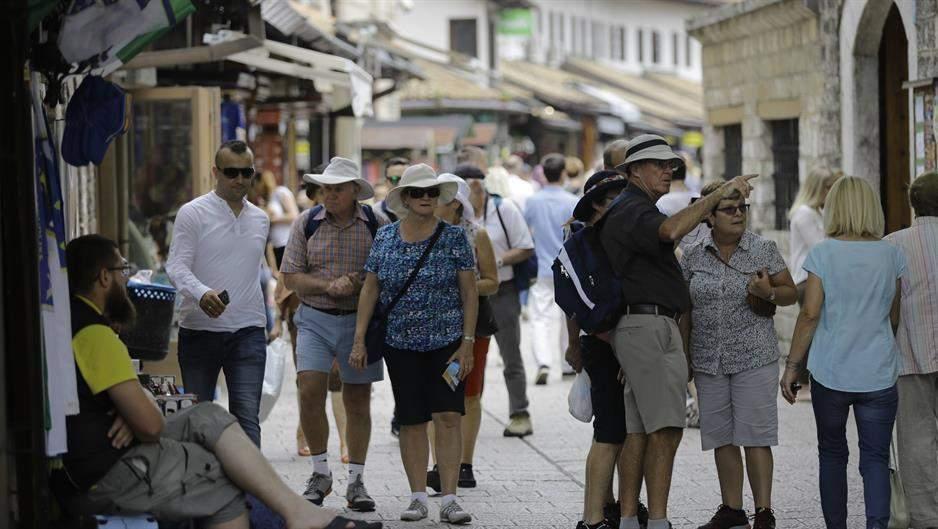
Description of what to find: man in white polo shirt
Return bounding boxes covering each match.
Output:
[167,140,270,446]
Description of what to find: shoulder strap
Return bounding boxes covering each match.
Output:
[381,201,398,223]
[491,196,513,249]
[705,246,756,276]
[382,222,446,317]
[304,205,326,240]
[361,204,379,239]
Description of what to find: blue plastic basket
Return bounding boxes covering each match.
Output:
[119,282,177,361]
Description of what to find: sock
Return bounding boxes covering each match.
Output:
[311,451,329,476]
[348,463,365,483]
[619,516,641,529]
[411,491,429,505]
[442,494,458,507]
[647,519,670,529]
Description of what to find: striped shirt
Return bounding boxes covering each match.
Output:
[280,205,386,310]
[885,216,938,375]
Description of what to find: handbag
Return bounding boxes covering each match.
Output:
[365,222,445,364]
[705,247,777,318]
[889,436,910,529]
[475,295,499,337]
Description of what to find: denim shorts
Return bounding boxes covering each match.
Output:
[293,304,383,384]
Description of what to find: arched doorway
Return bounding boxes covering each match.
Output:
[879,4,911,233]
[840,0,916,234]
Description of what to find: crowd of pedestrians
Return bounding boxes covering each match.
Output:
[55,135,938,529]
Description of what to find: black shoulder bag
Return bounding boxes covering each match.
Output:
[365,222,445,363]
[705,246,777,318]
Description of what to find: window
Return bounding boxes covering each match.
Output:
[559,13,566,51]
[572,16,580,55]
[637,28,644,63]
[685,34,692,67]
[672,32,679,65]
[619,26,628,62]
[651,31,660,64]
[592,21,603,59]
[449,18,478,58]
[724,124,742,182]
[609,26,617,60]
[581,18,589,57]
[771,119,800,230]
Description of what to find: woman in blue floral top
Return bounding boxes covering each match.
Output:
[351,164,478,524]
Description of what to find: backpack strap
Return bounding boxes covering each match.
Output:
[304,205,326,240]
[380,201,398,223]
[361,204,380,239]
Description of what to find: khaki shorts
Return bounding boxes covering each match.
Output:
[695,362,780,450]
[613,314,688,434]
[76,403,246,525]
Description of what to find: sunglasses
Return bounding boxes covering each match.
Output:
[715,204,750,215]
[220,167,257,179]
[650,159,682,171]
[387,175,402,185]
[406,187,441,199]
[107,259,132,278]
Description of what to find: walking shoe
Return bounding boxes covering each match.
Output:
[440,500,472,524]
[503,411,533,437]
[345,475,376,512]
[603,502,620,527]
[400,499,429,521]
[535,366,549,385]
[638,500,649,528]
[426,465,441,494]
[458,463,476,488]
[751,508,775,529]
[391,415,400,438]
[697,505,750,529]
[577,521,616,529]
[302,472,333,506]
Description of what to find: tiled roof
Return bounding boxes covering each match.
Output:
[499,60,608,112]
[398,59,532,110]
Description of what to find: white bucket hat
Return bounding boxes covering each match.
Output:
[438,173,475,222]
[616,134,686,179]
[386,164,459,218]
[302,157,375,200]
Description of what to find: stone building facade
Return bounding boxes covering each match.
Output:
[688,0,927,346]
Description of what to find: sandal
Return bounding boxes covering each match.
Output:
[324,515,382,529]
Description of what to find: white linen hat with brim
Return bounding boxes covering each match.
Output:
[386,164,459,218]
[616,134,686,179]
[437,173,475,222]
[302,156,374,200]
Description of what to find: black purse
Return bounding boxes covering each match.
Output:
[365,223,445,364]
[492,197,538,292]
[475,295,499,337]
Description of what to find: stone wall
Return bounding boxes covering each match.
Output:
[918,0,938,77]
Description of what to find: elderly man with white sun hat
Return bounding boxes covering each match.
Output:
[351,164,478,524]
[280,156,387,510]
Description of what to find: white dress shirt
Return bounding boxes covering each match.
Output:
[167,191,270,332]
[478,194,534,283]
[789,204,825,284]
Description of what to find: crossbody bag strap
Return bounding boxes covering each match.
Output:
[705,246,754,276]
[493,199,513,249]
[383,222,445,317]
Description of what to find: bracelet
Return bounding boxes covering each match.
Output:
[463,335,475,343]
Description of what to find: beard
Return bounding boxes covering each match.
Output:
[106,282,137,328]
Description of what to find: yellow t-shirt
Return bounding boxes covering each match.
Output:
[72,296,136,394]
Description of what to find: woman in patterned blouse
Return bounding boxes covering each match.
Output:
[680,182,798,529]
[350,164,478,525]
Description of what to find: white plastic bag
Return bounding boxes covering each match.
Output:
[567,370,593,422]
[259,338,288,423]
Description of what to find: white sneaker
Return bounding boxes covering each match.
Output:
[400,499,429,521]
[440,500,472,524]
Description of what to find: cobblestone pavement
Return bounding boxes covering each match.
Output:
[257,322,867,529]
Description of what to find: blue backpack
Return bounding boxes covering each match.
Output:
[304,204,380,240]
[552,220,624,334]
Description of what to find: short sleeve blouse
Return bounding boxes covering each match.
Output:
[365,222,475,351]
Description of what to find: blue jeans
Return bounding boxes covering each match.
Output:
[811,377,898,529]
[178,327,267,447]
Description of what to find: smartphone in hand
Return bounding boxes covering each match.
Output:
[219,290,230,305]
[442,360,461,391]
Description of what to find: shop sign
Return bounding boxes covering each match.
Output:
[498,9,533,37]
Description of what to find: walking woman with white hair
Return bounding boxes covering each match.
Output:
[781,177,906,529]
[350,164,478,524]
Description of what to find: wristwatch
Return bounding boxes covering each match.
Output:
[463,335,476,343]
[768,288,776,302]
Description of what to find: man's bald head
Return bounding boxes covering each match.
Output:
[603,139,629,171]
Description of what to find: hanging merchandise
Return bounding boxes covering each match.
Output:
[61,75,129,166]
[31,72,79,456]
[56,0,195,74]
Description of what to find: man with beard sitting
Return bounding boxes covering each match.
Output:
[52,234,381,529]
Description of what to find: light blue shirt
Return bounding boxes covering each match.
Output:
[803,239,907,392]
[524,186,578,278]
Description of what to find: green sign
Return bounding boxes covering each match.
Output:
[498,9,533,37]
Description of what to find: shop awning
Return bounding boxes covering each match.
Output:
[261,0,360,60]
[362,116,473,151]
[499,60,609,115]
[398,58,532,113]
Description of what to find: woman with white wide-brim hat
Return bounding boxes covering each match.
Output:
[351,164,478,524]
[422,174,499,492]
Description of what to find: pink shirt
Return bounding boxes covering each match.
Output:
[885,217,938,375]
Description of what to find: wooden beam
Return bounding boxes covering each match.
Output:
[121,37,262,70]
